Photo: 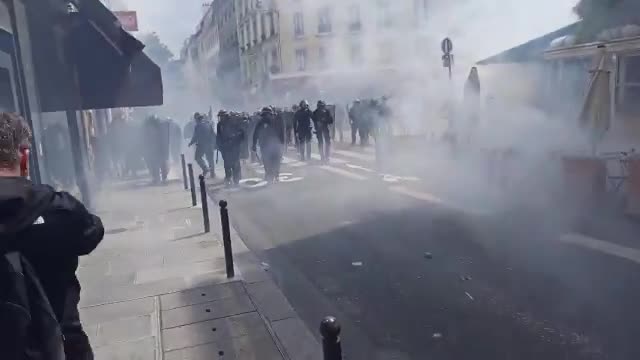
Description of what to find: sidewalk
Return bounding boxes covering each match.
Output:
[77,177,320,360]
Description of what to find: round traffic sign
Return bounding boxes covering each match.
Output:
[441,37,453,54]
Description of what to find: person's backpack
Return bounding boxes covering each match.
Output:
[0,250,66,360]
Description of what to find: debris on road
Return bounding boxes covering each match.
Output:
[424,252,433,259]
[352,261,363,267]
[432,333,443,339]
[465,292,474,301]
[459,275,473,282]
[261,262,270,271]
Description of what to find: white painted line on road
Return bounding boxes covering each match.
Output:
[559,233,640,264]
[334,149,375,162]
[389,186,444,205]
[282,156,307,167]
[310,154,348,164]
[345,163,375,173]
[319,165,368,181]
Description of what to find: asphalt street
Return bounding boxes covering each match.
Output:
[209,141,640,360]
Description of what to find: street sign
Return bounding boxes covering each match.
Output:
[114,11,138,32]
[441,37,453,54]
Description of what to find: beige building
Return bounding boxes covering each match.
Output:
[236,0,431,105]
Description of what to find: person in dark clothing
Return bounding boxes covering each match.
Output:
[0,112,104,360]
[312,100,334,163]
[293,100,313,161]
[216,110,245,186]
[348,100,361,146]
[142,115,170,184]
[189,112,216,178]
[252,107,285,183]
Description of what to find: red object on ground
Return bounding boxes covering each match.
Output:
[626,158,640,216]
[561,156,607,207]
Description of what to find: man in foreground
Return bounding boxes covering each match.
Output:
[0,112,104,359]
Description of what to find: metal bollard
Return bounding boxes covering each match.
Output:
[181,154,188,190]
[320,316,342,360]
[219,200,235,278]
[187,164,197,206]
[199,175,210,233]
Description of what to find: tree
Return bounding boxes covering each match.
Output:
[139,32,174,68]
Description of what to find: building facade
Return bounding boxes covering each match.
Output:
[235,0,431,105]
[182,0,242,109]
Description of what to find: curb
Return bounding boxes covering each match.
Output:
[206,189,322,360]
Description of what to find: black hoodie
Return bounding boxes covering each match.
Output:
[0,177,104,356]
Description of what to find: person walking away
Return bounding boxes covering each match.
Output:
[142,115,170,184]
[348,100,361,146]
[293,100,313,161]
[167,118,182,167]
[216,110,245,186]
[252,107,285,183]
[189,112,216,178]
[312,100,334,163]
[0,112,105,360]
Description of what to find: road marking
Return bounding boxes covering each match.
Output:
[310,154,348,164]
[319,165,368,180]
[559,233,640,264]
[389,186,444,204]
[282,156,307,167]
[346,163,375,173]
[334,149,375,162]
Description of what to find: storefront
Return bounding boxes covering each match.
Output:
[0,0,163,206]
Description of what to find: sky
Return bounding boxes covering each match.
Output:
[106,0,579,62]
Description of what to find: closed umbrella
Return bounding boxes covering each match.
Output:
[578,51,611,154]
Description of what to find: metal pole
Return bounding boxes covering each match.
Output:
[188,163,197,206]
[219,200,235,278]
[199,175,210,233]
[181,154,188,190]
[320,316,342,360]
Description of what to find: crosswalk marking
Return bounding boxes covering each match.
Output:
[333,149,376,162]
[559,233,640,264]
[345,163,375,173]
[319,165,368,181]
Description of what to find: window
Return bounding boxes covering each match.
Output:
[618,55,640,114]
[376,0,393,28]
[318,7,332,34]
[260,13,267,39]
[348,4,361,32]
[268,12,276,35]
[295,48,307,71]
[319,46,328,69]
[293,12,304,37]
[252,16,258,43]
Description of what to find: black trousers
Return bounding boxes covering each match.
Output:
[350,123,358,145]
[261,146,283,181]
[297,132,312,161]
[221,147,242,184]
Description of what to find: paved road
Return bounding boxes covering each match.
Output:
[210,142,640,360]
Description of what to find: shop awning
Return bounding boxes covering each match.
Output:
[29,0,163,112]
[477,23,580,65]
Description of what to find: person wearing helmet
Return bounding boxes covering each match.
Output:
[188,112,216,178]
[293,100,313,161]
[252,107,285,183]
[312,100,334,162]
[348,100,362,146]
[217,110,245,185]
[142,115,171,184]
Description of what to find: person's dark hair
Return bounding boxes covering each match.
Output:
[0,112,31,169]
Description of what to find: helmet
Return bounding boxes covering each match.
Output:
[354,99,361,104]
[261,106,273,115]
[317,100,326,107]
[194,112,204,121]
[217,110,227,117]
[299,100,309,108]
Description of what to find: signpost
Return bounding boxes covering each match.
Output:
[441,37,454,80]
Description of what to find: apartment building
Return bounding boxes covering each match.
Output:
[182,0,242,108]
[236,0,430,104]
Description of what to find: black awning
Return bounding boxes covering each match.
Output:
[29,0,163,112]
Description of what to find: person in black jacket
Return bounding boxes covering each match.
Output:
[0,112,104,360]
[189,112,216,178]
[216,110,245,186]
[312,100,334,163]
[252,107,285,183]
[294,100,313,161]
